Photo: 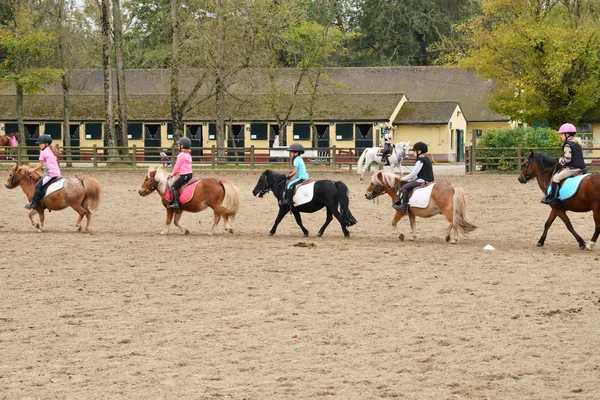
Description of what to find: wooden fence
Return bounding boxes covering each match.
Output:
[465,145,600,173]
[0,144,400,171]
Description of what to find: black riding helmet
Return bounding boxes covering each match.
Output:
[178,137,192,149]
[36,134,52,145]
[413,141,428,154]
[287,143,305,154]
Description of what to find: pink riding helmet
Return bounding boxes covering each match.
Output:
[558,123,577,134]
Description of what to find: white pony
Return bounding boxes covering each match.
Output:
[357,141,410,182]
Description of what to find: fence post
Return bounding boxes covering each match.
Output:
[132,145,137,168]
[211,145,216,169]
[517,146,522,170]
[465,146,471,173]
[331,145,337,171]
[17,143,22,165]
[93,145,98,168]
[250,145,255,169]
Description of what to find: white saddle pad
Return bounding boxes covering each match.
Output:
[408,183,435,209]
[44,178,66,198]
[293,181,316,207]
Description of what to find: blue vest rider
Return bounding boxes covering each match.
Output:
[281,143,309,207]
[541,123,586,205]
[392,141,434,213]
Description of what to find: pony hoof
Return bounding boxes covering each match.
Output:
[536,242,544,247]
[160,231,167,235]
[184,229,190,235]
[399,233,404,241]
[303,233,309,238]
[317,232,323,237]
[269,232,275,236]
[77,226,82,232]
[450,239,458,244]
[35,223,40,229]
[445,235,451,242]
[409,236,416,241]
[227,229,233,234]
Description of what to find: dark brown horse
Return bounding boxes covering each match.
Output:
[138,166,241,235]
[5,165,102,232]
[518,151,600,250]
[364,171,476,243]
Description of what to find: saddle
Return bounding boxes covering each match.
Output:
[376,146,393,157]
[166,177,201,204]
[291,179,315,195]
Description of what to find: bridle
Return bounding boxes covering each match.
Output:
[520,157,557,182]
[6,169,33,188]
[140,173,160,196]
[256,174,286,198]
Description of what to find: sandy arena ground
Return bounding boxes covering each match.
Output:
[1,166,599,399]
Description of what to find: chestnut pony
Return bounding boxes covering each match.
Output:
[364,171,476,243]
[5,165,102,232]
[138,166,240,235]
[518,151,600,250]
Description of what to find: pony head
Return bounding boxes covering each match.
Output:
[5,165,38,189]
[365,171,399,200]
[138,165,167,197]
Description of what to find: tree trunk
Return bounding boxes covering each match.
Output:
[170,0,184,148]
[112,0,128,157]
[58,0,72,167]
[215,0,226,158]
[16,86,27,164]
[101,0,117,158]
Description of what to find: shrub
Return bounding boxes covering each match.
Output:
[477,127,563,170]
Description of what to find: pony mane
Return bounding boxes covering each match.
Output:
[533,152,557,168]
[147,165,167,180]
[370,171,399,188]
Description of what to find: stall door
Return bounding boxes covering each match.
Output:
[24,124,40,160]
[269,124,286,147]
[69,124,80,160]
[144,124,162,162]
[227,124,245,162]
[355,124,373,149]
[186,124,203,156]
[456,129,464,161]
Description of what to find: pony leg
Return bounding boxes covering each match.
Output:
[28,209,40,230]
[537,209,557,247]
[317,209,334,237]
[268,207,288,236]
[585,207,600,251]
[161,209,175,235]
[69,202,89,232]
[439,207,457,243]
[37,210,46,233]
[553,207,586,249]
[292,210,309,237]
[209,211,221,235]
[173,211,189,234]
[408,213,417,241]
[327,207,351,238]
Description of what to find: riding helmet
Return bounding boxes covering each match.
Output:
[413,141,428,154]
[287,143,305,154]
[36,134,53,144]
[558,123,577,136]
[178,137,192,149]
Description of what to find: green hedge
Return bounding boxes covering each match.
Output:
[477,127,563,170]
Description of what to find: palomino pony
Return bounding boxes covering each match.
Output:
[5,165,102,232]
[518,151,600,250]
[138,166,241,235]
[364,171,476,243]
[357,141,410,182]
[252,169,357,237]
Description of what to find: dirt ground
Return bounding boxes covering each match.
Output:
[1,166,599,399]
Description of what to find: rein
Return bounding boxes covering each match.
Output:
[141,174,161,195]
[257,173,286,197]
[522,158,557,182]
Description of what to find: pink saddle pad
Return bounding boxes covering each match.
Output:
[165,180,201,204]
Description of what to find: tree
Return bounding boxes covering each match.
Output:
[451,0,600,128]
[98,0,117,157]
[0,0,62,161]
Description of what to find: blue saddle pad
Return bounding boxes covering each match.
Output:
[547,174,590,201]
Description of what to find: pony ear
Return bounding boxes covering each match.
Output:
[529,151,534,159]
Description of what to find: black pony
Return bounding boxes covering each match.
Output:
[252,170,357,237]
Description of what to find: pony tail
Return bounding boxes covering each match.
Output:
[335,181,357,227]
[452,186,476,234]
[81,176,103,211]
[220,178,241,218]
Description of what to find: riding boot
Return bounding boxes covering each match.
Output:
[381,155,388,165]
[25,181,43,210]
[168,187,180,209]
[280,188,292,206]
[393,193,409,213]
[541,182,560,205]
